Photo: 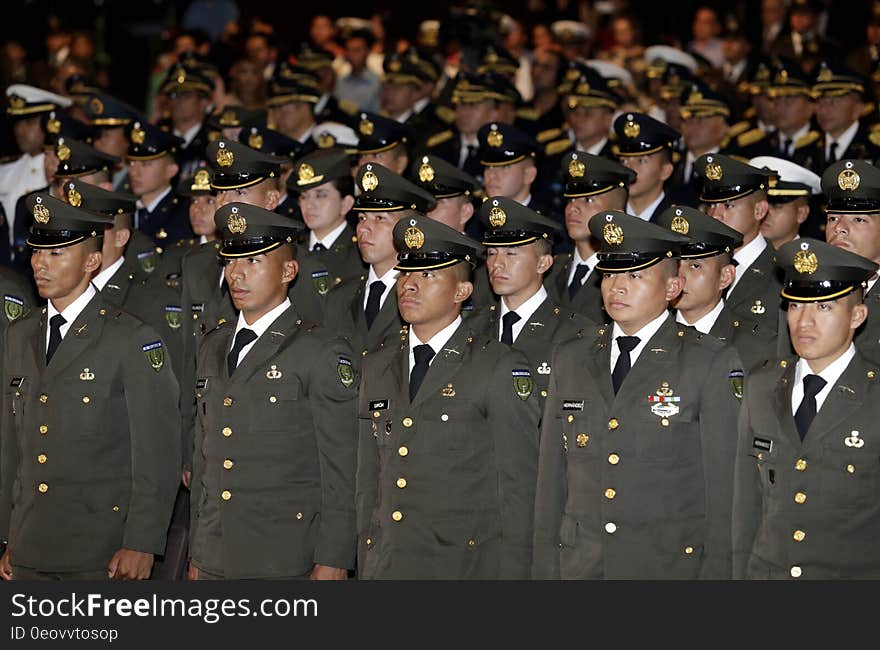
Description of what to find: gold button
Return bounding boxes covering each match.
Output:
[223,397,233,407]
[847,464,855,474]
[373,411,381,418]
[685,546,694,555]
[677,331,684,337]
[604,488,616,499]
[869,370,876,379]
[398,446,409,457]
[112,505,119,512]
[795,458,807,471]
[221,490,232,501]
[608,453,620,465]
[468,539,476,547]
[37,454,47,464]
[794,492,806,504]
[790,566,802,578]
[780,360,788,368]
[793,530,805,542]
[99,308,107,315]
[541,390,548,397]
[402,417,413,427]
[608,418,619,430]
[757,452,764,461]
[366,537,372,546]
[39,425,48,434]
[38,483,48,493]
[223,459,234,470]
[441,414,449,422]
[397,478,407,488]
[605,522,617,534]
[222,426,233,437]
[296,512,303,520]
[269,395,277,403]
[39,394,48,403]
[576,433,589,447]
[392,510,403,522]
[661,418,669,427]
[82,395,90,404]
[193,313,199,320]
[567,415,574,423]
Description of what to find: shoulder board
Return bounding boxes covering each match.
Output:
[426,130,454,148]
[337,99,359,115]
[727,121,751,139]
[869,131,880,148]
[794,130,820,149]
[516,107,539,121]
[861,102,876,119]
[544,138,572,156]
[743,106,756,120]
[736,127,767,148]
[536,127,563,143]
[435,106,456,125]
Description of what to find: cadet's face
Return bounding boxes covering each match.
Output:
[826,212,880,263]
[168,90,209,126]
[619,154,671,200]
[358,148,407,175]
[601,262,682,334]
[380,82,419,116]
[94,127,128,159]
[762,199,807,247]
[681,115,726,151]
[673,255,732,313]
[31,241,102,306]
[13,116,43,155]
[754,94,776,125]
[788,297,866,372]
[455,100,496,136]
[216,179,279,210]
[128,156,178,196]
[815,94,862,136]
[223,247,298,321]
[483,160,535,198]
[565,192,621,241]
[356,211,401,266]
[298,182,351,235]
[397,265,471,326]
[566,105,613,145]
[270,102,312,138]
[486,243,550,298]
[703,195,764,243]
[531,50,560,93]
[189,194,217,237]
[772,95,813,133]
[427,196,473,232]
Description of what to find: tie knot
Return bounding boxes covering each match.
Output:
[369,280,385,294]
[503,311,521,327]
[49,314,66,329]
[312,242,327,252]
[234,327,258,348]
[803,373,827,398]
[616,335,640,354]
[413,344,435,365]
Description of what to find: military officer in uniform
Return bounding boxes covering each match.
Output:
[238,125,305,221]
[84,91,143,193]
[472,196,592,406]
[159,63,214,180]
[0,193,180,580]
[356,215,541,579]
[533,210,743,579]
[354,111,413,176]
[658,205,777,369]
[750,156,822,248]
[544,151,636,322]
[694,153,782,332]
[733,238,880,579]
[188,202,358,580]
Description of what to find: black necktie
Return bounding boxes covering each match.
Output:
[134,207,146,230]
[364,280,385,329]
[611,335,640,395]
[501,311,521,345]
[568,263,589,300]
[409,344,435,401]
[46,314,66,365]
[783,138,792,157]
[794,374,827,440]
[828,141,838,163]
[227,328,258,376]
[312,242,327,252]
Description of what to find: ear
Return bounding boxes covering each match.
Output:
[453,280,474,305]
[84,250,103,274]
[281,258,299,284]
[98,180,113,191]
[659,161,674,183]
[524,162,538,186]
[264,188,280,210]
[664,271,684,302]
[719,262,736,291]
[536,252,554,275]
[795,202,810,225]
[340,193,355,216]
[164,161,180,183]
[114,227,131,251]
[753,198,769,223]
[852,302,868,330]
[459,200,475,229]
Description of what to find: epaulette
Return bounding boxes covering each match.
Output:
[871,122,880,133]
[544,138,572,156]
[862,102,876,118]
[736,127,767,148]
[869,131,880,148]
[338,99,359,115]
[435,106,455,125]
[536,127,563,143]
[426,130,454,148]
[794,130,820,150]
[727,120,751,139]
[516,107,539,121]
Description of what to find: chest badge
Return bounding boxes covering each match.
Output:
[441,384,456,398]
[79,368,95,381]
[267,365,283,380]
[537,362,551,375]
[751,300,766,315]
[845,430,864,448]
[648,381,681,418]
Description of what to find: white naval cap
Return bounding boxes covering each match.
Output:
[587,59,634,89]
[312,121,359,150]
[6,84,72,117]
[749,155,822,196]
[551,20,591,44]
[643,45,698,73]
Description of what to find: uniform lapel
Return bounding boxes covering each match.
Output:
[230,307,299,384]
[554,255,571,299]
[804,354,867,444]
[410,323,468,408]
[100,264,133,306]
[772,361,802,447]
[367,290,400,347]
[612,316,678,405]
[44,294,106,381]
[584,323,614,407]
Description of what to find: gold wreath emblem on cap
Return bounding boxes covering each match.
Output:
[360,118,375,136]
[216,147,234,168]
[57,143,71,161]
[220,109,237,126]
[817,66,834,83]
[793,249,819,275]
[361,170,379,192]
[568,158,585,178]
[67,187,82,207]
[670,215,689,235]
[418,162,435,183]
[89,96,104,116]
[33,202,50,224]
[9,95,25,109]
[623,121,640,138]
[565,68,580,81]
[227,211,247,234]
[47,117,61,134]
[298,163,316,184]
[487,129,504,147]
[603,222,624,245]
[177,71,186,84]
[192,169,211,191]
[389,59,402,72]
[838,168,860,191]
[705,162,724,181]
[489,206,507,227]
[131,125,145,144]
[248,131,263,150]
[404,225,425,250]
[317,132,335,148]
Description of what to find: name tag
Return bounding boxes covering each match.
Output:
[196,378,209,391]
[753,437,773,453]
[191,303,204,313]
[369,399,389,411]
[10,377,23,388]
[311,270,329,279]
[562,400,584,411]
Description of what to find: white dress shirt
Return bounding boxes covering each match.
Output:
[499,286,548,343]
[825,120,859,161]
[610,310,669,373]
[627,191,665,222]
[0,152,47,244]
[136,185,173,214]
[584,137,609,156]
[174,122,202,148]
[92,256,126,291]
[46,284,97,354]
[362,265,398,311]
[730,234,767,295]
[780,123,810,157]
[408,316,462,375]
[791,343,855,415]
[308,219,348,252]
[458,134,479,167]
[567,249,600,287]
[676,298,725,334]
[229,298,291,369]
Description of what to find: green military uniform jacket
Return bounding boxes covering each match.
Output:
[294,223,365,310]
[323,272,402,357]
[0,266,35,339]
[0,292,181,572]
[733,352,880,579]
[683,303,778,371]
[853,281,880,365]
[356,322,541,579]
[533,315,743,579]
[545,253,606,323]
[189,306,359,578]
[726,242,782,334]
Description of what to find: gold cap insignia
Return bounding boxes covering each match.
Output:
[838,168,860,191]
[216,145,234,168]
[489,206,506,227]
[603,222,624,245]
[131,124,145,144]
[361,170,379,192]
[389,59,402,72]
[817,66,834,83]
[47,117,61,134]
[623,120,640,138]
[247,131,263,149]
[192,169,211,191]
[89,96,104,116]
[67,186,82,207]
[57,143,71,161]
[360,118,375,136]
[793,248,818,274]
[768,176,778,188]
[565,68,580,81]
[418,162,435,183]
[33,199,50,224]
[705,162,724,181]
[226,208,247,234]
[568,157,585,178]
[317,132,336,148]
[177,71,186,84]
[220,109,237,126]
[9,95,25,109]
[687,91,704,105]
[298,162,316,184]
[487,128,503,147]
[670,215,689,235]
[404,225,425,250]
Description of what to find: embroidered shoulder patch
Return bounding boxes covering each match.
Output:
[729,369,744,400]
[337,356,355,388]
[512,368,533,400]
[143,340,164,371]
[4,294,24,321]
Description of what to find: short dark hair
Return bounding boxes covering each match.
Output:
[346,29,375,49]
[330,174,355,198]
